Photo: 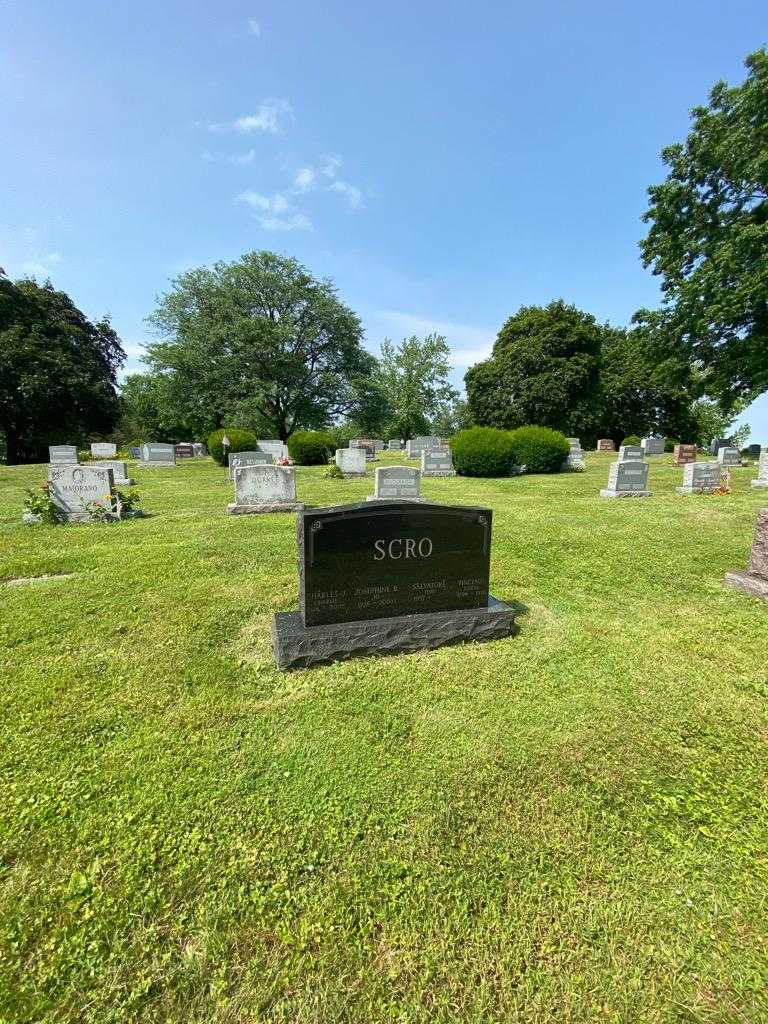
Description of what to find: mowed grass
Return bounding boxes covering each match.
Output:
[1,453,767,1024]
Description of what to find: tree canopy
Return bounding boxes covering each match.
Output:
[465,301,605,439]
[145,251,372,441]
[376,333,458,440]
[640,48,768,409]
[0,273,123,463]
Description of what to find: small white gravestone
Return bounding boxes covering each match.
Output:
[97,460,133,486]
[562,437,586,470]
[387,439,402,450]
[600,460,651,498]
[641,437,665,456]
[49,445,78,465]
[227,465,303,514]
[257,439,289,461]
[618,444,644,461]
[751,450,768,489]
[227,450,273,479]
[367,466,423,502]
[140,443,176,467]
[335,447,366,476]
[91,442,117,458]
[421,448,456,477]
[676,462,722,495]
[717,447,741,467]
[373,439,386,452]
[47,464,115,522]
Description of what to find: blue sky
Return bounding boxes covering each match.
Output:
[2,0,766,440]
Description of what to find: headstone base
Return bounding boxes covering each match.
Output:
[422,470,456,477]
[724,570,768,601]
[676,486,718,495]
[227,501,304,515]
[139,462,176,469]
[114,478,134,487]
[751,480,768,489]
[272,596,517,670]
[365,495,427,502]
[599,489,652,499]
[341,471,367,477]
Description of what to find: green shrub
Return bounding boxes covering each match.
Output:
[324,462,344,479]
[621,435,641,446]
[77,449,94,462]
[664,437,680,453]
[508,426,570,474]
[207,428,258,467]
[288,430,334,465]
[452,427,516,477]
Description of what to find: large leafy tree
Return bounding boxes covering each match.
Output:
[146,251,371,441]
[376,333,458,440]
[0,273,123,463]
[640,48,768,409]
[465,301,604,439]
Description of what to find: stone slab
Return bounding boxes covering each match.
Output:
[724,571,768,601]
[600,489,652,498]
[272,595,517,670]
[227,502,304,515]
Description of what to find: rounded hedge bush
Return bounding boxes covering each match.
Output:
[207,428,258,466]
[287,430,334,465]
[452,427,516,477]
[508,426,570,473]
[620,434,641,446]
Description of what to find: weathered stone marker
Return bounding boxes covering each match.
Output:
[618,444,644,461]
[175,442,195,458]
[387,439,402,450]
[47,464,115,523]
[49,445,78,465]
[752,450,768,489]
[562,438,585,470]
[596,438,615,452]
[724,508,768,601]
[335,447,366,476]
[600,460,651,498]
[421,448,456,477]
[257,439,289,461]
[98,460,133,486]
[676,462,721,495]
[367,466,423,502]
[91,442,117,458]
[227,465,303,514]
[673,444,697,465]
[272,502,516,668]
[717,447,741,467]
[228,450,273,479]
[641,437,665,455]
[140,443,176,467]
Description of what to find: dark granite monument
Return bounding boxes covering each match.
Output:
[272,502,516,668]
[724,508,768,601]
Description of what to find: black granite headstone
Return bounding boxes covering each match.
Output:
[272,502,516,668]
[300,502,491,626]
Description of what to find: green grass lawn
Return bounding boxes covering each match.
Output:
[1,453,767,1023]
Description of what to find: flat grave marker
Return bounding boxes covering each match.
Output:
[228,465,303,514]
[367,466,423,502]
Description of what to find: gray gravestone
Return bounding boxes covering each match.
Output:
[751,450,768,489]
[367,466,423,502]
[618,445,644,461]
[227,464,303,514]
[140,443,176,467]
[717,447,741,467]
[91,442,117,458]
[49,445,78,465]
[373,439,386,452]
[228,450,273,479]
[641,437,665,455]
[676,462,721,495]
[421,448,456,477]
[709,437,731,456]
[192,442,206,457]
[335,448,366,476]
[98,460,133,486]
[272,501,516,669]
[257,439,289,461]
[387,439,402,450]
[600,460,651,498]
[562,437,586,470]
[47,464,115,522]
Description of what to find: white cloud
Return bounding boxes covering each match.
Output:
[247,18,261,36]
[294,166,315,191]
[209,98,292,134]
[373,310,495,366]
[237,190,312,231]
[229,149,256,165]
[328,179,363,210]
[321,154,342,178]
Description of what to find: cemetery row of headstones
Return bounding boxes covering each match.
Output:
[599,449,764,497]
